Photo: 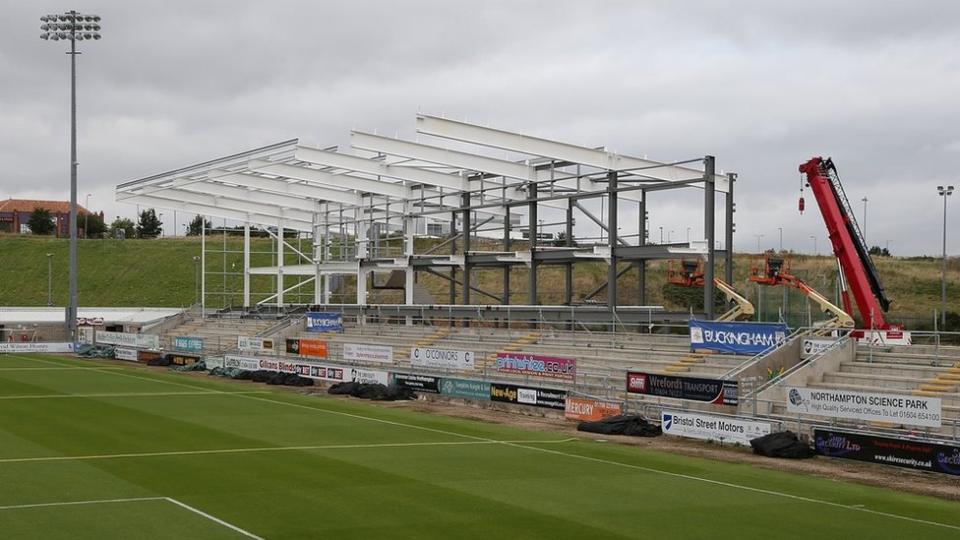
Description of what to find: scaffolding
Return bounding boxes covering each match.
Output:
[115,113,737,325]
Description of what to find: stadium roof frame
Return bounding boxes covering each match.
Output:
[115,113,736,320]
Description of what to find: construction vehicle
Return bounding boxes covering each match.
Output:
[667,260,755,322]
[749,255,854,331]
[798,157,908,343]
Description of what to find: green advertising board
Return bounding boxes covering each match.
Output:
[173,336,203,353]
[440,378,491,401]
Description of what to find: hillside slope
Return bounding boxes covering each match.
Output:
[0,234,955,328]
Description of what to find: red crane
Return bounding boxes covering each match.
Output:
[799,157,898,331]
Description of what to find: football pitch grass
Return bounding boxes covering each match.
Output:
[0,354,958,539]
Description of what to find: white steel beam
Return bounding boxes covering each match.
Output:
[416,114,729,192]
[204,170,364,206]
[351,131,645,202]
[247,161,410,200]
[295,145,471,193]
[116,193,313,231]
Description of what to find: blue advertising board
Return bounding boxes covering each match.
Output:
[689,320,788,355]
[306,312,343,333]
[172,336,204,353]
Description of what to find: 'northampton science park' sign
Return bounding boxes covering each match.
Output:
[689,320,788,355]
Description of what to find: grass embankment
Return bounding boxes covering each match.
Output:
[0,234,956,327]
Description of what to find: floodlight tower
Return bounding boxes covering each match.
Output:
[40,11,101,342]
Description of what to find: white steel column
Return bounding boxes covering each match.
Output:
[243,223,251,308]
[276,219,284,307]
[312,210,321,305]
[200,216,206,318]
[404,201,415,326]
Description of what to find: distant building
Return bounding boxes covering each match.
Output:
[0,198,95,237]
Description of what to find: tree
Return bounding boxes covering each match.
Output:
[27,208,55,235]
[186,215,212,236]
[109,217,135,239]
[136,208,163,238]
[85,213,107,238]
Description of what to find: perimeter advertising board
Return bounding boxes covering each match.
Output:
[169,353,201,366]
[689,320,788,355]
[223,355,261,371]
[392,373,440,393]
[564,397,622,422]
[0,342,75,353]
[95,331,160,350]
[627,372,738,406]
[439,378,490,401]
[801,338,834,359]
[173,336,204,353]
[343,343,393,364]
[494,352,576,381]
[224,355,348,382]
[661,410,771,446]
[306,312,343,333]
[814,429,960,476]
[205,357,225,369]
[345,367,389,385]
[114,347,138,362]
[237,336,275,354]
[285,338,328,358]
[411,347,475,370]
[490,383,566,410]
[786,387,941,428]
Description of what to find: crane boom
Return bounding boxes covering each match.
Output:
[799,157,891,329]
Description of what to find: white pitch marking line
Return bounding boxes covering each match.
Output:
[0,496,165,511]
[10,356,960,533]
[0,496,262,539]
[0,390,269,400]
[0,438,575,464]
[164,497,263,540]
[0,366,125,371]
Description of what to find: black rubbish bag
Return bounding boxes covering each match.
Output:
[749,431,815,459]
[576,415,662,437]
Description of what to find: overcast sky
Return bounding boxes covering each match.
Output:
[2,1,958,255]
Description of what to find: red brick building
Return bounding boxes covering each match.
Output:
[0,199,96,238]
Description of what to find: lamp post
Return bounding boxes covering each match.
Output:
[810,235,817,255]
[46,253,53,307]
[668,229,674,243]
[861,196,868,245]
[778,227,783,252]
[659,226,663,244]
[686,226,691,243]
[193,255,201,306]
[84,193,91,238]
[40,11,101,343]
[754,233,764,253]
[938,185,954,327]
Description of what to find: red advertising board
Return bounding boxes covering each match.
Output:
[285,338,328,358]
[564,397,622,422]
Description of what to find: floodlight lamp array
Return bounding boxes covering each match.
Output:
[40,12,101,41]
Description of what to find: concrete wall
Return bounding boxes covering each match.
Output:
[748,338,855,415]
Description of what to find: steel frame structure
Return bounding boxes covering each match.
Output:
[116,114,737,323]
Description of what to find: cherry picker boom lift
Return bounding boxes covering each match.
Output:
[667,260,755,322]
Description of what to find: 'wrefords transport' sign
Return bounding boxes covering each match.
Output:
[689,320,788,355]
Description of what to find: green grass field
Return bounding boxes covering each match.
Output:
[1,354,959,539]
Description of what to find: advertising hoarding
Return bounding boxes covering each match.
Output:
[661,410,771,446]
[306,312,343,333]
[494,352,576,381]
[411,347,475,370]
[689,320,788,355]
[564,397,622,422]
[627,372,738,406]
[343,343,393,364]
[786,387,941,428]
[814,429,960,476]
